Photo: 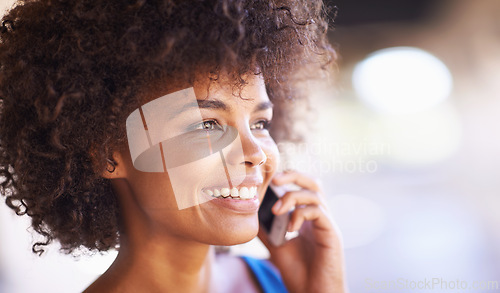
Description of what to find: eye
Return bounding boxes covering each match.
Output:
[194,119,223,131]
[250,119,271,131]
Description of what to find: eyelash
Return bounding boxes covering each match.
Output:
[194,120,223,131]
[251,119,271,130]
[193,119,271,131]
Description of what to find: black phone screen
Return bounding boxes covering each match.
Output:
[258,187,278,233]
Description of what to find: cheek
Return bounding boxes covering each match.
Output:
[126,145,240,212]
[126,171,178,210]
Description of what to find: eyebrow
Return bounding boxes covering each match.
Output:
[178,99,273,113]
[161,99,274,122]
[196,99,229,111]
[253,100,274,112]
[199,99,274,112]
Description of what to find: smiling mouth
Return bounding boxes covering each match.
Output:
[203,186,258,200]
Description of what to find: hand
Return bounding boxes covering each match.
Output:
[258,170,348,293]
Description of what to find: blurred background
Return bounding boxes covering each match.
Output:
[1,0,499,292]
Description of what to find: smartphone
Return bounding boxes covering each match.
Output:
[258,185,289,246]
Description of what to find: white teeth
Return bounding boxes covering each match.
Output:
[205,186,258,200]
[239,187,250,199]
[220,188,230,198]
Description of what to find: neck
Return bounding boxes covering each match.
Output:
[92,179,217,293]
[112,233,216,292]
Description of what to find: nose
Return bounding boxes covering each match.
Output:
[226,128,267,168]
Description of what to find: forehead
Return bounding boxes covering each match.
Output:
[194,72,269,104]
[129,73,271,129]
[140,72,269,106]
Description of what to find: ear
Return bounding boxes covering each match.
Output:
[101,151,128,179]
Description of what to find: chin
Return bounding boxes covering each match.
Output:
[206,216,260,246]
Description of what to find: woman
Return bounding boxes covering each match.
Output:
[0,0,347,292]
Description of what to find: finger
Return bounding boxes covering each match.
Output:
[273,189,324,215]
[288,205,333,232]
[272,170,321,192]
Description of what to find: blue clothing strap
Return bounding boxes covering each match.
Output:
[240,256,289,293]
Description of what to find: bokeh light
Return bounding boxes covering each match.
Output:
[352,47,453,114]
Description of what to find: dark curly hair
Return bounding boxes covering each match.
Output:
[0,0,335,255]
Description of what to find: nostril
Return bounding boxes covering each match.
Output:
[244,153,266,167]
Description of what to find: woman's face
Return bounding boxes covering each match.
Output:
[114,72,280,245]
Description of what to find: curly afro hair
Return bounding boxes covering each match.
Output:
[0,0,335,255]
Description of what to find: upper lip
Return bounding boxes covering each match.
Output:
[202,176,263,190]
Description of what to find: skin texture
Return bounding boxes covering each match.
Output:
[84,73,347,292]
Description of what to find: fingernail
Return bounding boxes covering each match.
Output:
[272,200,282,213]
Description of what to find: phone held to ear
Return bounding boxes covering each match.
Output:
[258,185,289,247]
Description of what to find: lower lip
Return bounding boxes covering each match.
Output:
[201,192,261,213]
